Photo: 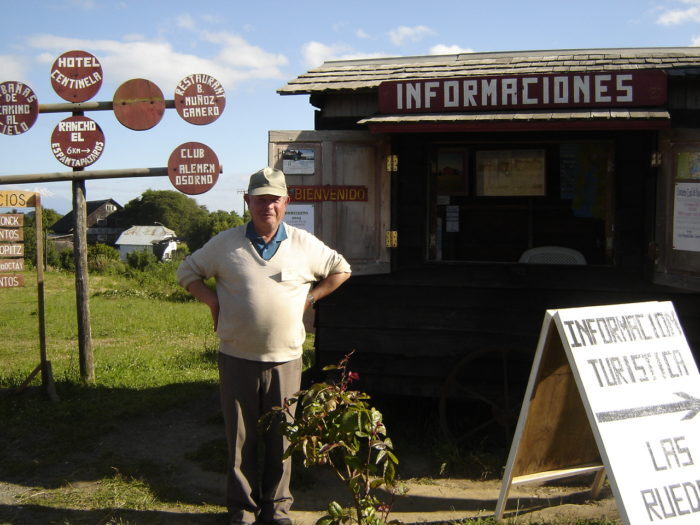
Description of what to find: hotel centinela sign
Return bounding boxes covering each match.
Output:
[378,70,667,113]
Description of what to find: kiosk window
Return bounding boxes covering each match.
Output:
[430,142,613,265]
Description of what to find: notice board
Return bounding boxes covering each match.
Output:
[496,301,700,524]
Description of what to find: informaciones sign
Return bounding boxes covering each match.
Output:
[174,74,225,125]
[167,142,220,195]
[50,50,103,102]
[51,115,105,168]
[0,81,39,136]
[560,302,699,524]
[378,70,667,114]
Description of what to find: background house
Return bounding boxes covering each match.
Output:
[50,199,123,249]
[114,225,178,261]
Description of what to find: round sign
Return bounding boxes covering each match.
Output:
[0,81,39,136]
[168,142,220,195]
[174,74,226,125]
[50,116,105,168]
[113,78,165,130]
[50,50,103,102]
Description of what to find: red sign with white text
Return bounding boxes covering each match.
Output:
[51,115,105,168]
[0,81,39,136]
[288,185,368,202]
[378,70,667,114]
[168,142,220,195]
[174,74,225,125]
[50,50,103,102]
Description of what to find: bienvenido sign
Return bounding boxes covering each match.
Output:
[288,185,368,202]
[378,70,667,114]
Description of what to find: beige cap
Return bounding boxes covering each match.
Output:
[247,167,287,197]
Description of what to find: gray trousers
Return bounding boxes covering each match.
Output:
[218,353,302,523]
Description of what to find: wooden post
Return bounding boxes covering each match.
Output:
[72,179,94,383]
[34,195,59,401]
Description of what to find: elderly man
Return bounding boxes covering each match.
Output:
[177,167,351,525]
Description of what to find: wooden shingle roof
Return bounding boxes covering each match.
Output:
[278,47,700,95]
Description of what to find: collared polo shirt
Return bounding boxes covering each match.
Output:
[246,221,287,260]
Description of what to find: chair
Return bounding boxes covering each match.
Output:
[518,246,587,265]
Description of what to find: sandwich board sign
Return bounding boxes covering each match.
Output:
[496,301,700,524]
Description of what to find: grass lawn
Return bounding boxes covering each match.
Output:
[0,269,618,525]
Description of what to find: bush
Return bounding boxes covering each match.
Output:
[126,249,158,271]
[58,248,75,271]
[88,243,125,274]
[265,352,404,525]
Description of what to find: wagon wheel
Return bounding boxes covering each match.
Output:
[439,348,528,447]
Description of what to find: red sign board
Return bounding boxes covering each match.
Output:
[168,142,220,195]
[51,115,105,168]
[0,81,39,136]
[50,50,103,102]
[113,79,166,130]
[288,185,368,202]
[174,74,226,125]
[378,70,668,114]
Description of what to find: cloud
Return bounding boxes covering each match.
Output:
[301,41,385,68]
[693,34,700,45]
[176,13,196,30]
[24,31,288,92]
[656,0,700,25]
[0,55,28,83]
[356,28,371,39]
[388,25,433,46]
[429,44,473,55]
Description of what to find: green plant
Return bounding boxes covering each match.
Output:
[265,352,404,525]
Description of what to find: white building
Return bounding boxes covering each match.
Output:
[114,225,178,261]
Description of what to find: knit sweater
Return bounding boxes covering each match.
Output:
[176,222,351,362]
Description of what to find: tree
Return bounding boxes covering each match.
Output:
[22,208,63,268]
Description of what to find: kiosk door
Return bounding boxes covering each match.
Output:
[269,130,392,275]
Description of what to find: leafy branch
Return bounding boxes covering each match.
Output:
[262,351,405,525]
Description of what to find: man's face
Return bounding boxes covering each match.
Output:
[245,193,289,233]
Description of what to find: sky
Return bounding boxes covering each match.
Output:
[2,0,700,216]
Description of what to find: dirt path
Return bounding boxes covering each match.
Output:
[0,393,621,524]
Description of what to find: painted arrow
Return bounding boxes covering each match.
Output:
[595,392,700,423]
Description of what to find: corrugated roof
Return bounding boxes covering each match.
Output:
[278,47,700,95]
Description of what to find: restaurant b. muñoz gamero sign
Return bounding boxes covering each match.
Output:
[288,185,368,202]
[378,69,667,114]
